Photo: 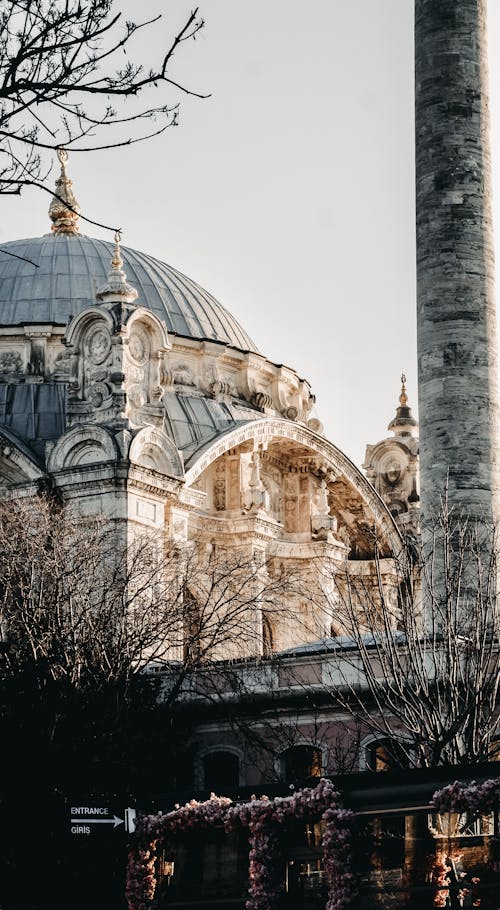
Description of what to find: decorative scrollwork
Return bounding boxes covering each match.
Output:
[87,381,111,408]
[253,391,273,410]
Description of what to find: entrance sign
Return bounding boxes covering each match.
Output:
[70,806,136,835]
[71,815,124,827]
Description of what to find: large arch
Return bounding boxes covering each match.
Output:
[184,417,401,553]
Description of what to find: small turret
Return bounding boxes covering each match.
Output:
[363,375,420,531]
[96,231,138,306]
[388,374,418,438]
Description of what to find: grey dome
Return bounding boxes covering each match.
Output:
[0,234,258,352]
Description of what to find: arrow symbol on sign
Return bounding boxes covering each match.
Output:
[71,816,124,828]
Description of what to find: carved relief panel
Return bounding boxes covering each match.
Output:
[124,324,152,423]
[80,319,114,409]
[364,440,419,524]
[0,349,24,375]
[226,454,241,510]
[283,471,311,533]
[213,458,226,511]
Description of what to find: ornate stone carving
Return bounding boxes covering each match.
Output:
[384,458,403,486]
[127,384,148,410]
[261,465,282,523]
[253,391,273,410]
[53,348,71,375]
[174,364,195,387]
[128,326,150,366]
[159,366,175,390]
[86,326,112,365]
[211,378,235,401]
[87,381,111,408]
[308,417,323,434]
[311,477,338,541]
[283,474,298,531]
[244,449,269,513]
[214,459,226,511]
[0,351,22,373]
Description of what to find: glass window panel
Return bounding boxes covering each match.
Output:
[353,810,500,909]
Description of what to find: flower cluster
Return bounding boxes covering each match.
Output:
[433,777,500,815]
[246,821,283,910]
[125,839,159,910]
[228,778,340,829]
[429,852,454,909]
[126,779,356,910]
[322,807,356,910]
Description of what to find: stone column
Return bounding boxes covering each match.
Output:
[415,0,500,523]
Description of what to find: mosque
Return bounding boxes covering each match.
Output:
[0,149,419,664]
[3,3,500,906]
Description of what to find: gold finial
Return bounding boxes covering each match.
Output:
[112,230,123,270]
[57,147,69,174]
[49,149,80,235]
[399,372,408,407]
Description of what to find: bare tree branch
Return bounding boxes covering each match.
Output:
[313,501,500,767]
[0,1,207,196]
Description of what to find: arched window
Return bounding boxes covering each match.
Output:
[281,745,322,783]
[365,737,409,772]
[202,750,240,791]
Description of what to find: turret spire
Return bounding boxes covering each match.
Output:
[388,373,417,437]
[49,149,81,236]
[96,230,138,305]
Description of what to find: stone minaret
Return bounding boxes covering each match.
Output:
[415,0,500,523]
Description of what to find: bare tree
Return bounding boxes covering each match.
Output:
[317,502,500,768]
[0,493,317,910]
[0,493,301,775]
[0,0,205,197]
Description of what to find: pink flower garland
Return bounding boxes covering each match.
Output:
[322,807,357,910]
[246,817,283,910]
[433,777,500,815]
[126,780,356,910]
[125,795,232,910]
[125,838,159,910]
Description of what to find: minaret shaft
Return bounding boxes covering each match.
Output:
[415,0,500,521]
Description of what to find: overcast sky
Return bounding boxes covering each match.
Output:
[2,1,500,468]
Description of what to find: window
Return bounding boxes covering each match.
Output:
[365,737,409,772]
[262,615,274,656]
[281,746,322,783]
[202,751,240,791]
